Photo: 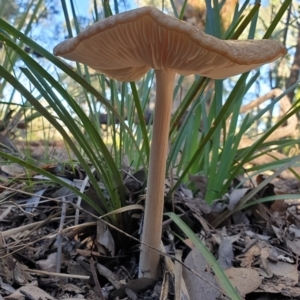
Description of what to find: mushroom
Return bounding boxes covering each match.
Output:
[53,6,287,280]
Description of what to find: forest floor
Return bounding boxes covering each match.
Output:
[0,140,300,300]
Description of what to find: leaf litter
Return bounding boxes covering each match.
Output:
[0,157,300,299]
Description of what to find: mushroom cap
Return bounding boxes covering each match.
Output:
[53,6,287,81]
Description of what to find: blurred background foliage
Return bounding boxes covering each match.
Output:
[0,0,299,209]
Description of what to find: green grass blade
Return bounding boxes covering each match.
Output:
[169,73,250,195]
[166,212,242,300]
[263,0,292,39]
[130,82,150,160]
[231,2,260,39]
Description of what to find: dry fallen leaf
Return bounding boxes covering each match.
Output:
[20,285,55,300]
[182,247,221,300]
[109,278,156,299]
[236,240,260,268]
[227,188,250,211]
[267,261,298,286]
[224,267,262,297]
[215,228,240,270]
[24,188,46,212]
[1,163,25,177]
[287,239,300,256]
[36,253,60,272]
[96,220,115,256]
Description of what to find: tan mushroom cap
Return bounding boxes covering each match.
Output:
[53,6,287,81]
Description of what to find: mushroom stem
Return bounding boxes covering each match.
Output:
[139,69,176,279]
